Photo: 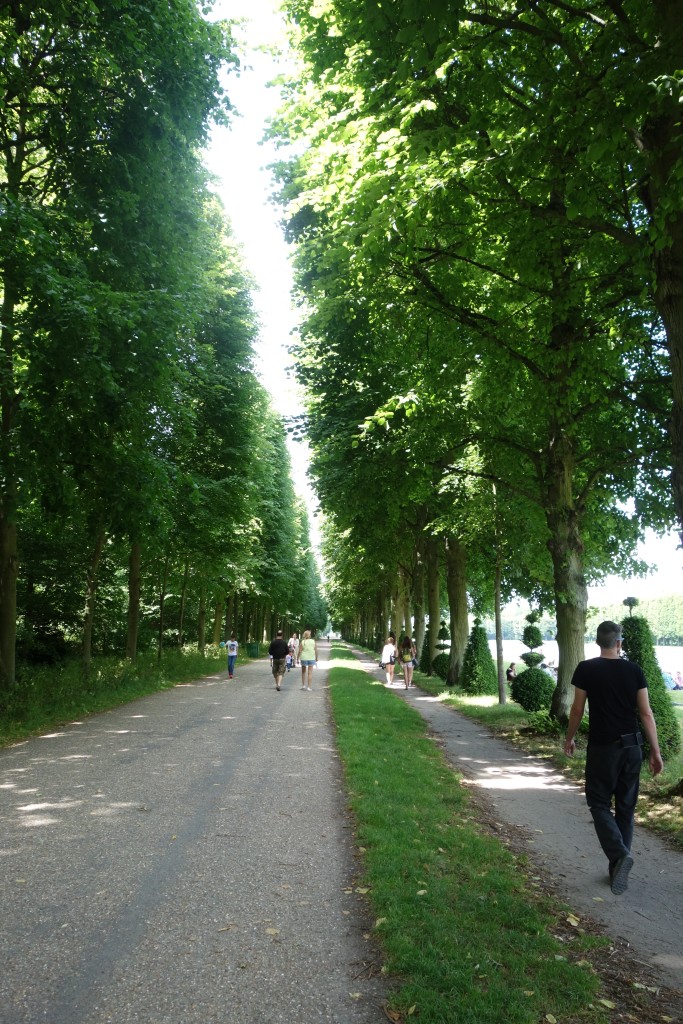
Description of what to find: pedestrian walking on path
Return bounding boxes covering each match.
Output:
[564,620,663,895]
[349,643,683,992]
[299,629,317,690]
[268,629,289,690]
[226,633,238,678]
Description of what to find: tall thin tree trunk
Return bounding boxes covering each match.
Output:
[494,553,506,704]
[157,554,170,666]
[178,558,189,648]
[427,537,440,674]
[0,277,18,693]
[197,582,207,656]
[413,555,426,658]
[224,592,235,639]
[82,526,107,673]
[125,541,142,662]
[445,536,468,687]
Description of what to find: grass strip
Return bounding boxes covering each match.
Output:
[328,645,603,1024]
[0,647,233,746]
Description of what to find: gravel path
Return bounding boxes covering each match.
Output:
[0,643,387,1024]
[351,647,683,994]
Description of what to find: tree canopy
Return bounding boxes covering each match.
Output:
[272,0,680,720]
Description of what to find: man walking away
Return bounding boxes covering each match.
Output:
[268,630,289,692]
[564,620,663,895]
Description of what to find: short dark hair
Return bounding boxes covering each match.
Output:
[596,620,621,650]
[276,629,283,637]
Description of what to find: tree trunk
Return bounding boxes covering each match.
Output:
[197,583,207,656]
[82,526,107,673]
[412,556,426,658]
[427,537,440,673]
[445,536,468,687]
[494,554,506,705]
[544,437,588,725]
[213,600,224,645]
[157,554,170,665]
[125,541,142,662]
[0,277,19,694]
[224,592,235,639]
[642,3,683,550]
[178,558,189,648]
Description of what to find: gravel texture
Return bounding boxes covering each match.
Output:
[0,645,387,1024]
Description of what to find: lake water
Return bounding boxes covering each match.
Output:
[490,639,683,678]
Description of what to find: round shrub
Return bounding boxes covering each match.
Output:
[510,667,555,713]
[620,614,681,761]
[461,619,498,695]
[431,653,450,681]
[522,624,543,650]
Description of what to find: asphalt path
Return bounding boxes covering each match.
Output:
[0,642,387,1024]
[350,647,683,995]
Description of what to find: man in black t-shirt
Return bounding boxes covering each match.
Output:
[564,621,663,895]
[268,630,290,691]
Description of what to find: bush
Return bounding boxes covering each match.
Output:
[527,708,566,737]
[510,668,555,713]
[419,624,432,674]
[461,619,498,695]
[431,653,450,681]
[620,615,681,761]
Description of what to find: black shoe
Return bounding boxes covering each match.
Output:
[610,855,633,895]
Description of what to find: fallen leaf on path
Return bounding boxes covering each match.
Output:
[349,992,362,1000]
[374,918,387,928]
[523,991,535,997]
[382,1005,402,1022]
[355,887,370,894]
[265,928,280,936]
[416,889,428,896]
[545,1015,557,1024]
[566,913,580,927]
[407,1006,416,1015]
[599,999,616,1009]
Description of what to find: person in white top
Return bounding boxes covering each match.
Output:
[289,632,300,665]
[381,634,397,686]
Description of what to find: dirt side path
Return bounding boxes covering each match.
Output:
[351,647,683,994]
[0,643,387,1024]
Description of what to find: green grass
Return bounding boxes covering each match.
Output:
[0,646,235,746]
[327,646,605,1024]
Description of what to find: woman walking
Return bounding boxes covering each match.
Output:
[399,635,417,688]
[381,634,398,686]
[299,629,318,690]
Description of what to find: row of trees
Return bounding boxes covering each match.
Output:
[0,1,324,697]
[273,0,682,722]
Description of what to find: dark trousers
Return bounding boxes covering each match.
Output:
[585,741,642,866]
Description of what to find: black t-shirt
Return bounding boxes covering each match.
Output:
[268,638,289,659]
[571,657,647,745]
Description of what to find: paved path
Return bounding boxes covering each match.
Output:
[0,643,387,1024]
[351,647,683,993]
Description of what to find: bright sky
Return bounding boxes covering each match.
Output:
[203,0,683,603]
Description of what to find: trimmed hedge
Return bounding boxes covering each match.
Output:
[461,619,498,696]
[510,667,555,713]
[620,615,681,761]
